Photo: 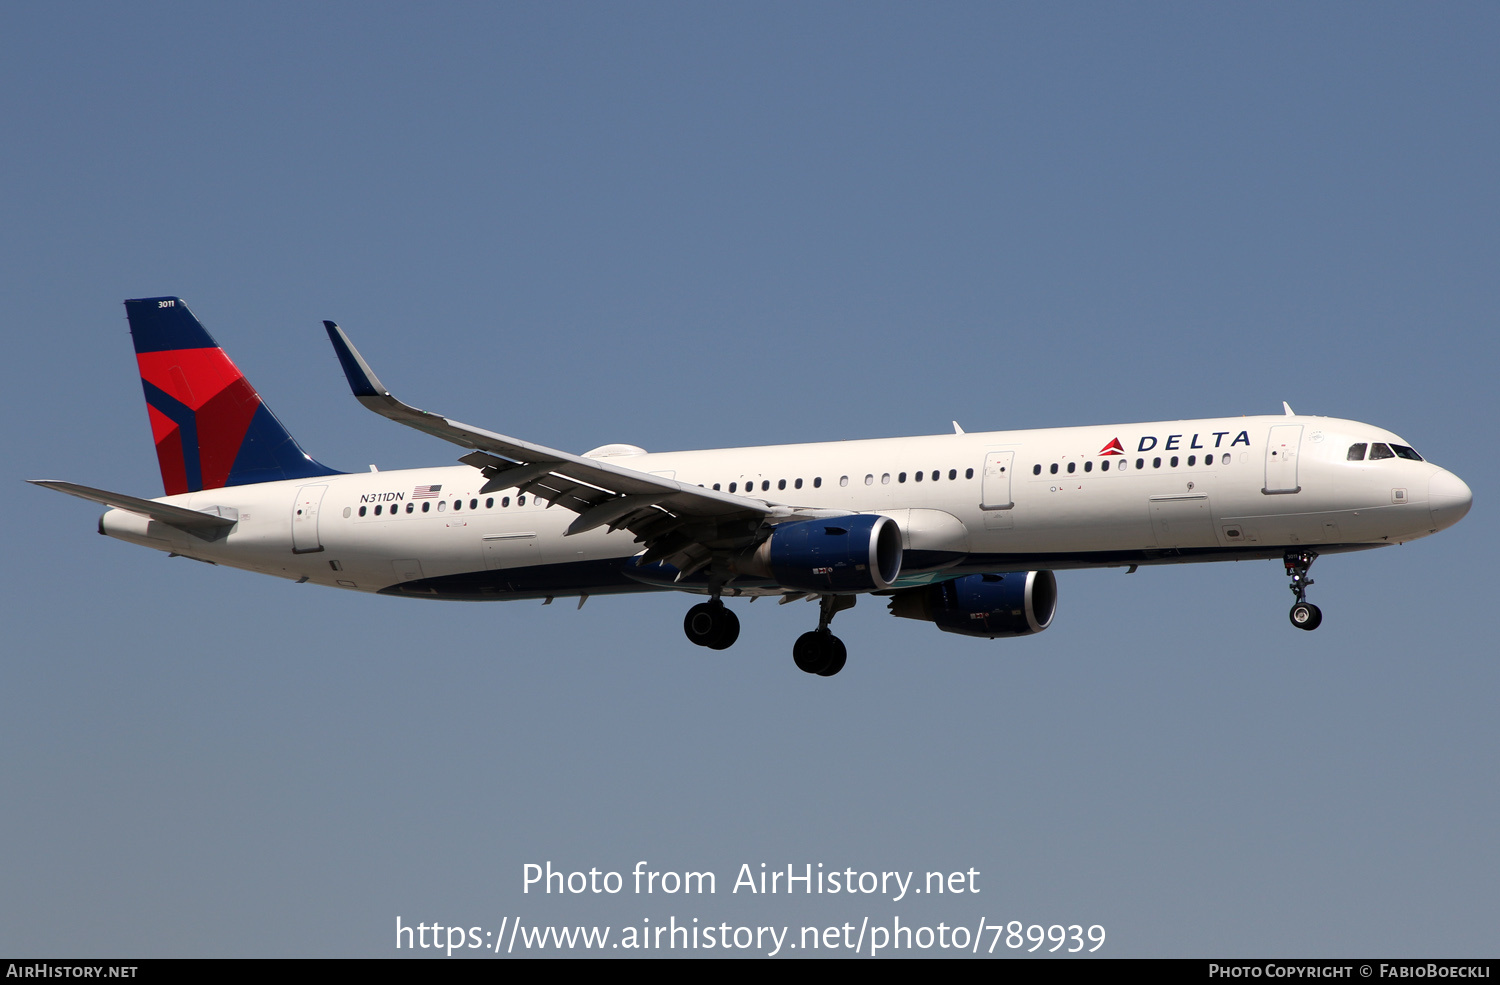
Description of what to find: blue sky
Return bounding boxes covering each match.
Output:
[2,3,1496,957]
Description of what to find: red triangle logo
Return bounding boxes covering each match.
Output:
[1098,437,1125,456]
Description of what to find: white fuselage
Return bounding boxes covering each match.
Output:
[100,414,1470,601]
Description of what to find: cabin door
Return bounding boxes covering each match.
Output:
[1264,425,1303,494]
[291,484,328,554]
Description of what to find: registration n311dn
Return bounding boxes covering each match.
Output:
[32,298,1473,677]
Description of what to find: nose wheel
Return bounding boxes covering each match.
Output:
[1289,601,1322,630]
[683,600,740,650]
[1284,551,1322,631]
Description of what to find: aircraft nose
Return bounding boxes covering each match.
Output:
[1428,469,1473,531]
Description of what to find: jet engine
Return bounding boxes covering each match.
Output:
[736,514,903,593]
[887,571,1057,638]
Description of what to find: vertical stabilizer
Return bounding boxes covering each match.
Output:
[124,297,342,495]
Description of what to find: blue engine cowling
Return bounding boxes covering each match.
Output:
[887,571,1057,638]
[756,513,904,593]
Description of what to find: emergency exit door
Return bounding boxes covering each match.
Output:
[981,451,1014,510]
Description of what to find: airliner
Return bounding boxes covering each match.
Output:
[31,298,1473,676]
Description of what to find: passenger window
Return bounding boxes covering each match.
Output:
[915,471,924,482]
[762,480,770,491]
[517,496,526,506]
[502,497,510,507]
[1101,460,1110,471]
[1153,458,1162,468]
[713,483,720,490]
[948,469,957,480]
[1187,455,1196,466]
[966,468,974,479]
[814,477,822,488]
[1050,463,1059,475]
[1033,464,1041,475]
[839,476,848,487]
[865,474,874,485]
[1369,443,1394,460]
[470,499,478,510]
[1205,454,1214,465]
[1170,456,1179,467]
[1084,461,1093,473]
[881,473,891,484]
[1347,443,1367,461]
[1136,458,1144,470]
[1067,462,1076,474]
[422,502,431,512]
[485,498,493,508]
[795,478,803,489]
[359,506,367,517]
[408,502,415,513]
[778,479,786,490]
[899,472,907,483]
[729,482,737,493]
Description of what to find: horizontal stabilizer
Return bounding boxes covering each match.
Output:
[28,480,237,532]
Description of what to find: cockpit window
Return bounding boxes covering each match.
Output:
[1368,443,1395,460]
[1391,444,1423,461]
[1347,443,1367,461]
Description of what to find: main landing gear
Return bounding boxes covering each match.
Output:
[683,599,740,650]
[793,595,854,677]
[681,594,854,676]
[1284,550,1323,631]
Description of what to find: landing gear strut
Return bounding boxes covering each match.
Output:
[1284,550,1323,631]
[793,595,853,676]
[683,599,740,650]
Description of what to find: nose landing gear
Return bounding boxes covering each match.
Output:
[793,595,854,676]
[1284,551,1322,631]
[683,599,740,650]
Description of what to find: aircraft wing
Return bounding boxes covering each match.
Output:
[323,322,788,573]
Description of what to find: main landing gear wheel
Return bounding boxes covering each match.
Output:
[1289,602,1323,631]
[817,636,847,677]
[792,595,855,676]
[793,630,846,676]
[683,601,740,650]
[1283,550,1323,632]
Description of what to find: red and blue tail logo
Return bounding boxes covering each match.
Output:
[125,297,341,495]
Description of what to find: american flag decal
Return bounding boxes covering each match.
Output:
[413,484,442,499]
